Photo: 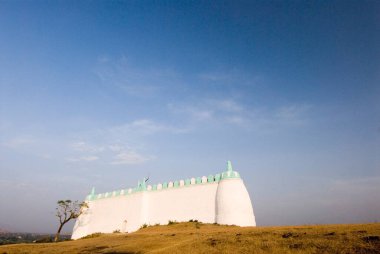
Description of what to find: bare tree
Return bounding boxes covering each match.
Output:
[54,200,88,242]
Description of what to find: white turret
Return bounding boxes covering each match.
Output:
[215,161,256,226]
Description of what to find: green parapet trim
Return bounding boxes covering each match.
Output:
[88,162,241,200]
[221,170,240,179]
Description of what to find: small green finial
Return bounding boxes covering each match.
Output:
[137,179,147,191]
[91,187,95,195]
[141,178,147,189]
[227,160,233,172]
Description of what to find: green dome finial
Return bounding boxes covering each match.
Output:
[227,160,233,172]
[221,160,240,179]
[91,187,95,195]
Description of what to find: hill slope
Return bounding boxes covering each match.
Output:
[1,222,379,253]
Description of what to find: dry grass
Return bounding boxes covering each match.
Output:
[1,222,379,254]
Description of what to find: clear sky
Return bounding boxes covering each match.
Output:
[0,1,379,233]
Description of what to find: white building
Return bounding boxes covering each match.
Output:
[72,161,256,239]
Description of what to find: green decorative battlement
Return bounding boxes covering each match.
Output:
[86,161,241,201]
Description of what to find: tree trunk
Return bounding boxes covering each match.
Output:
[54,223,64,242]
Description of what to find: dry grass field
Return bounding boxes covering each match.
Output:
[1,222,379,254]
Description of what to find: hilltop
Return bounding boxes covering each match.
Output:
[0,232,71,245]
[1,222,379,253]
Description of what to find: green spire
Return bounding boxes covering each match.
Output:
[141,178,147,189]
[87,187,96,201]
[221,160,240,179]
[227,160,233,172]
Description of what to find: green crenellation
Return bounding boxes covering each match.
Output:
[86,161,241,201]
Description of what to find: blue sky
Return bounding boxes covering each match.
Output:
[0,1,379,233]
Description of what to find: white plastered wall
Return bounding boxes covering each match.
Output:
[147,182,218,225]
[72,192,145,239]
[72,183,218,239]
[72,176,256,239]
